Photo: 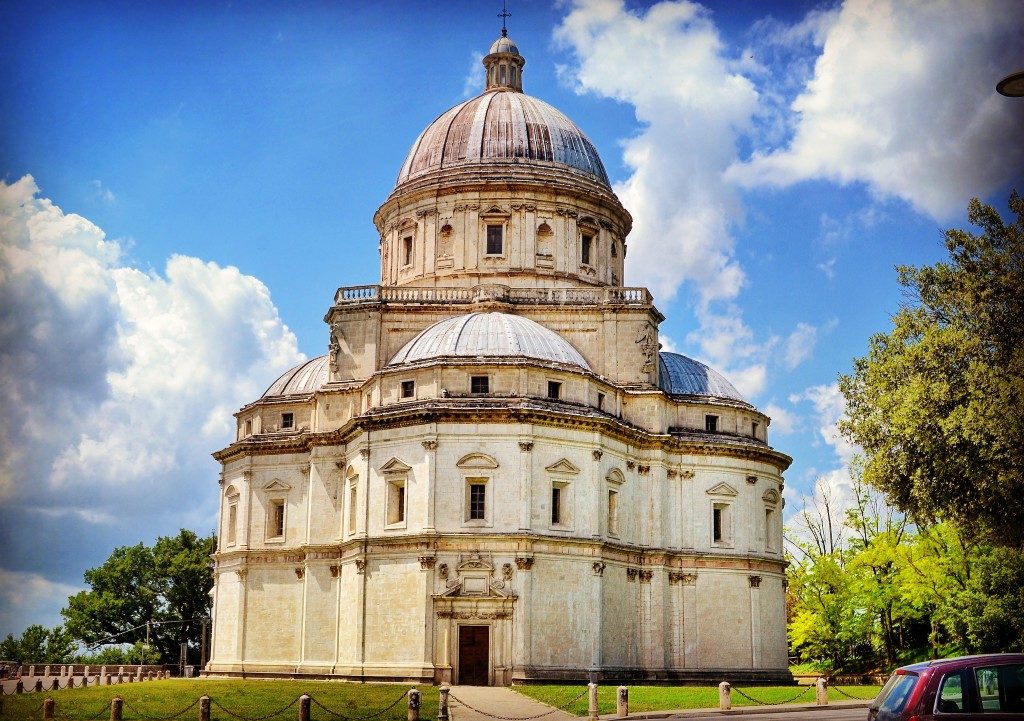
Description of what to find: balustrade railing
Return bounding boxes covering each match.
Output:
[333,284,652,307]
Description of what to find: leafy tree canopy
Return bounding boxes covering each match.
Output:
[61,529,215,665]
[840,192,1024,547]
[0,625,76,664]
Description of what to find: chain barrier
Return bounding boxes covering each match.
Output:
[54,698,112,721]
[310,690,409,720]
[828,683,879,701]
[122,696,201,720]
[731,684,814,706]
[211,695,301,721]
[448,685,589,720]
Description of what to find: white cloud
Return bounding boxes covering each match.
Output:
[658,333,679,354]
[462,51,485,98]
[0,569,80,634]
[784,322,818,369]
[555,0,757,304]
[89,179,116,205]
[0,176,303,634]
[729,0,1024,220]
[817,257,836,279]
[790,382,858,465]
[764,402,798,435]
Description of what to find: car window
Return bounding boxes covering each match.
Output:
[936,671,967,714]
[873,672,919,717]
[975,663,1024,713]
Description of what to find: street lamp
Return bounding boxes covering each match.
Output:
[997,70,1024,97]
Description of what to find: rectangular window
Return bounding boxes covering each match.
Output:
[471,375,489,394]
[611,241,617,258]
[281,412,294,429]
[227,503,237,545]
[974,664,1024,712]
[607,489,619,536]
[551,485,562,525]
[581,234,592,265]
[705,415,718,433]
[401,380,415,399]
[387,480,406,525]
[936,671,967,714]
[468,481,487,521]
[547,381,561,399]
[269,500,285,539]
[713,503,730,544]
[348,482,357,534]
[765,508,775,552]
[752,421,759,438]
[244,419,252,436]
[597,392,605,411]
[486,225,503,255]
[403,236,413,266]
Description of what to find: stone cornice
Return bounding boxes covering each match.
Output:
[212,531,788,575]
[376,163,632,238]
[213,402,792,471]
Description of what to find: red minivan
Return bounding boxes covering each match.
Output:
[868,654,1024,720]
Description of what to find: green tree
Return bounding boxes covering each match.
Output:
[62,529,215,664]
[0,624,76,663]
[840,192,1024,547]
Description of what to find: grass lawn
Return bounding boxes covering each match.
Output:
[0,679,437,721]
[513,683,882,716]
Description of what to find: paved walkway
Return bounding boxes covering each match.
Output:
[447,685,578,721]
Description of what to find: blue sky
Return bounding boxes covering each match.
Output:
[1,0,1021,637]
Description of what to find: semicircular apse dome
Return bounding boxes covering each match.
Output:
[658,352,746,403]
[262,355,330,398]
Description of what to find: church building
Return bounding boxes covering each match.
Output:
[207,29,792,685]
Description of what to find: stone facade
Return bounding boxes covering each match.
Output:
[207,32,791,685]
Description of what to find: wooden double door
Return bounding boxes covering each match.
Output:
[458,625,490,685]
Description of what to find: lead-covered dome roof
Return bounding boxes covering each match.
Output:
[395,35,610,190]
[396,92,610,188]
[389,312,591,370]
[262,355,329,398]
[658,352,746,403]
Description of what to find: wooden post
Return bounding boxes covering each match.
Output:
[110,696,123,721]
[34,679,43,692]
[15,680,24,694]
[299,694,311,721]
[616,686,628,718]
[438,686,450,721]
[43,698,55,720]
[816,677,828,705]
[407,688,420,721]
[718,681,731,710]
[199,695,211,721]
[587,682,598,721]
[51,678,59,691]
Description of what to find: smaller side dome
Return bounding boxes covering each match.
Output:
[262,355,330,398]
[658,352,746,403]
[388,312,591,370]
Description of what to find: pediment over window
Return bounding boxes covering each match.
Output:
[379,457,412,474]
[606,468,625,485]
[456,453,499,469]
[224,484,239,498]
[264,479,291,492]
[456,554,494,573]
[479,205,510,220]
[545,458,581,475]
[705,482,738,497]
[762,488,781,505]
[435,579,514,599]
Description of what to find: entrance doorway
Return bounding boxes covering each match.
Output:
[458,625,490,685]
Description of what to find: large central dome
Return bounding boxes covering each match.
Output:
[396,92,611,188]
[395,35,610,189]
